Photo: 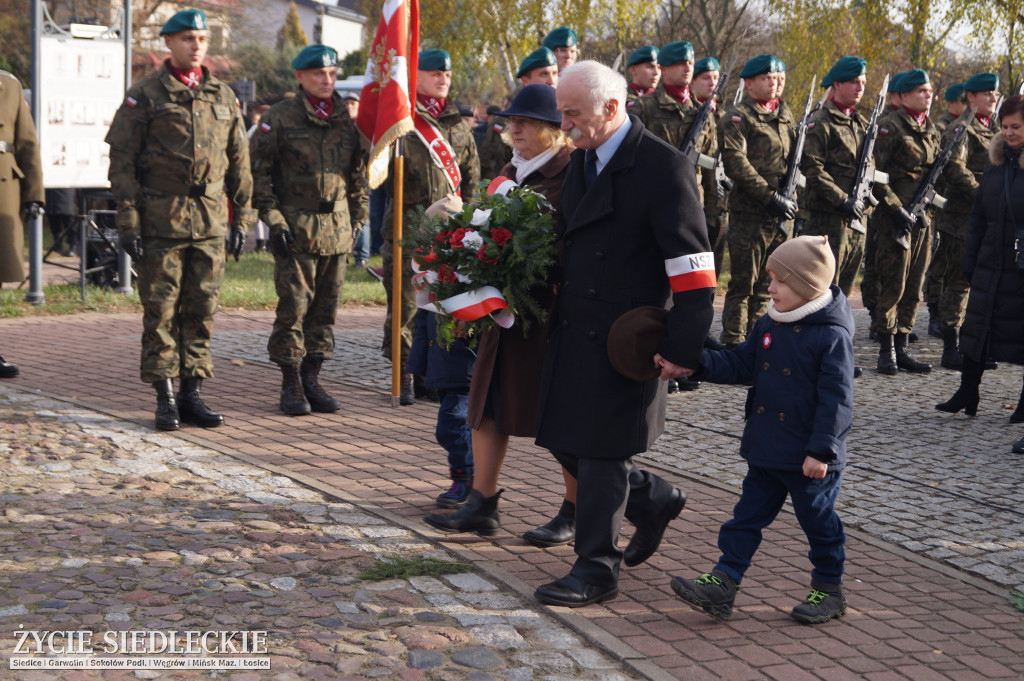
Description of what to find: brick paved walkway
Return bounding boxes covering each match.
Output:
[2,307,1023,681]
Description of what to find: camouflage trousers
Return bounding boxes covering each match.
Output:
[802,211,865,297]
[871,210,933,335]
[380,230,417,367]
[138,236,225,384]
[928,231,969,330]
[705,211,729,275]
[268,252,346,366]
[720,214,787,345]
[860,216,879,311]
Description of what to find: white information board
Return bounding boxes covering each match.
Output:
[38,35,125,188]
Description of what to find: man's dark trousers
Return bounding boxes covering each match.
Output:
[553,450,677,587]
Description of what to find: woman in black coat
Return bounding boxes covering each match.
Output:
[936,94,1024,452]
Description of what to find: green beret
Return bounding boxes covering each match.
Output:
[822,56,866,88]
[160,9,208,35]
[291,44,339,70]
[542,26,578,50]
[887,72,904,93]
[694,57,719,77]
[891,68,929,93]
[964,72,999,93]
[944,83,965,101]
[659,41,694,66]
[627,46,658,67]
[740,54,784,78]
[419,49,452,72]
[516,47,557,78]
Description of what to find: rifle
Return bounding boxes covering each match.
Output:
[680,54,736,173]
[844,74,891,235]
[775,75,825,237]
[895,107,976,249]
[713,82,746,196]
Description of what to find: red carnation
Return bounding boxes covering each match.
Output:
[434,231,450,244]
[438,264,458,284]
[476,246,498,265]
[449,228,468,248]
[490,228,512,247]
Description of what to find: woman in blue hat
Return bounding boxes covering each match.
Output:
[425,84,579,547]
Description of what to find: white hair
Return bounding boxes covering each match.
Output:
[559,60,627,115]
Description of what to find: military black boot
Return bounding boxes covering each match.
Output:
[424,489,502,535]
[895,332,931,373]
[300,357,340,413]
[791,579,848,624]
[940,327,964,371]
[153,379,179,431]
[399,372,415,406]
[177,377,224,427]
[0,355,19,379]
[523,499,576,547]
[936,356,982,416]
[1010,378,1024,424]
[927,302,942,338]
[876,333,898,375]
[280,364,311,416]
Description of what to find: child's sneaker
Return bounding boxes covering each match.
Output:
[670,569,738,621]
[790,580,847,624]
[435,481,471,508]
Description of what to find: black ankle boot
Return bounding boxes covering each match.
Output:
[177,377,224,427]
[895,333,931,373]
[153,379,179,431]
[876,333,898,375]
[523,500,576,547]
[400,372,414,406]
[423,489,502,535]
[280,364,311,415]
[936,357,982,416]
[1010,378,1024,424]
[940,327,964,371]
[300,357,339,412]
[0,355,19,379]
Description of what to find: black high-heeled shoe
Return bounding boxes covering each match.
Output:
[935,387,979,416]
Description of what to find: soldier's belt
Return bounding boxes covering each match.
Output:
[0,141,10,153]
[143,177,225,198]
[281,197,345,213]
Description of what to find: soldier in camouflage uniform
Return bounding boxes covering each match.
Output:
[542,26,578,72]
[625,46,659,110]
[105,9,253,431]
[870,68,939,375]
[800,57,874,296]
[924,81,968,336]
[690,57,728,274]
[382,49,480,404]
[718,54,796,346]
[932,73,1000,370]
[250,45,369,416]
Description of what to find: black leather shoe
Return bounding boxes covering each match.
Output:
[1013,438,1024,454]
[674,376,701,391]
[177,377,224,428]
[153,379,179,431]
[624,488,686,567]
[523,500,575,547]
[853,366,863,379]
[0,355,19,378]
[534,575,618,608]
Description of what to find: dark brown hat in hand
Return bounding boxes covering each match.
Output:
[607,306,668,381]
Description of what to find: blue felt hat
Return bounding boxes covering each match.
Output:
[419,49,452,72]
[516,47,557,79]
[291,44,339,70]
[627,45,658,67]
[542,26,578,50]
[496,84,561,125]
[659,41,695,66]
[160,9,208,35]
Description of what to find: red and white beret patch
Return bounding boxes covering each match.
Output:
[762,332,772,349]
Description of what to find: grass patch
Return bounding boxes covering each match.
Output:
[1,251,386,317]
[1010,589,1024,612]
[358,554,473,581]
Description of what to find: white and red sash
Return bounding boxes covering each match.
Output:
[665,252,717,293]
[413,113,463,196]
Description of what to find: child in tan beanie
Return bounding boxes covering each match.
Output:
[670,235,855,625]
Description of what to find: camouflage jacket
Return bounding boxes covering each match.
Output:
[800,100,875,216]
[633,84,716,172]
[387,98,480,208]
[935,110,957,133]
[872,107,941,211]
[703,107,728,218]
[937,111,996,226]
[250,89,369,255]
[105,61,254,239]
[478,117,512,182]
[719,93,796,217]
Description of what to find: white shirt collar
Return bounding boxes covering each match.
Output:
[591,116,631,177]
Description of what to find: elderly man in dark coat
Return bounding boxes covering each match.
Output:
[533,61,716,607]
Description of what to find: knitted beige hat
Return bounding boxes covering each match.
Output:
[766,235,836,301]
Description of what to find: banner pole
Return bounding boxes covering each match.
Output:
[390,137,404,407]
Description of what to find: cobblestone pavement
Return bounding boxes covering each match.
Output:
[0,387,632,680]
